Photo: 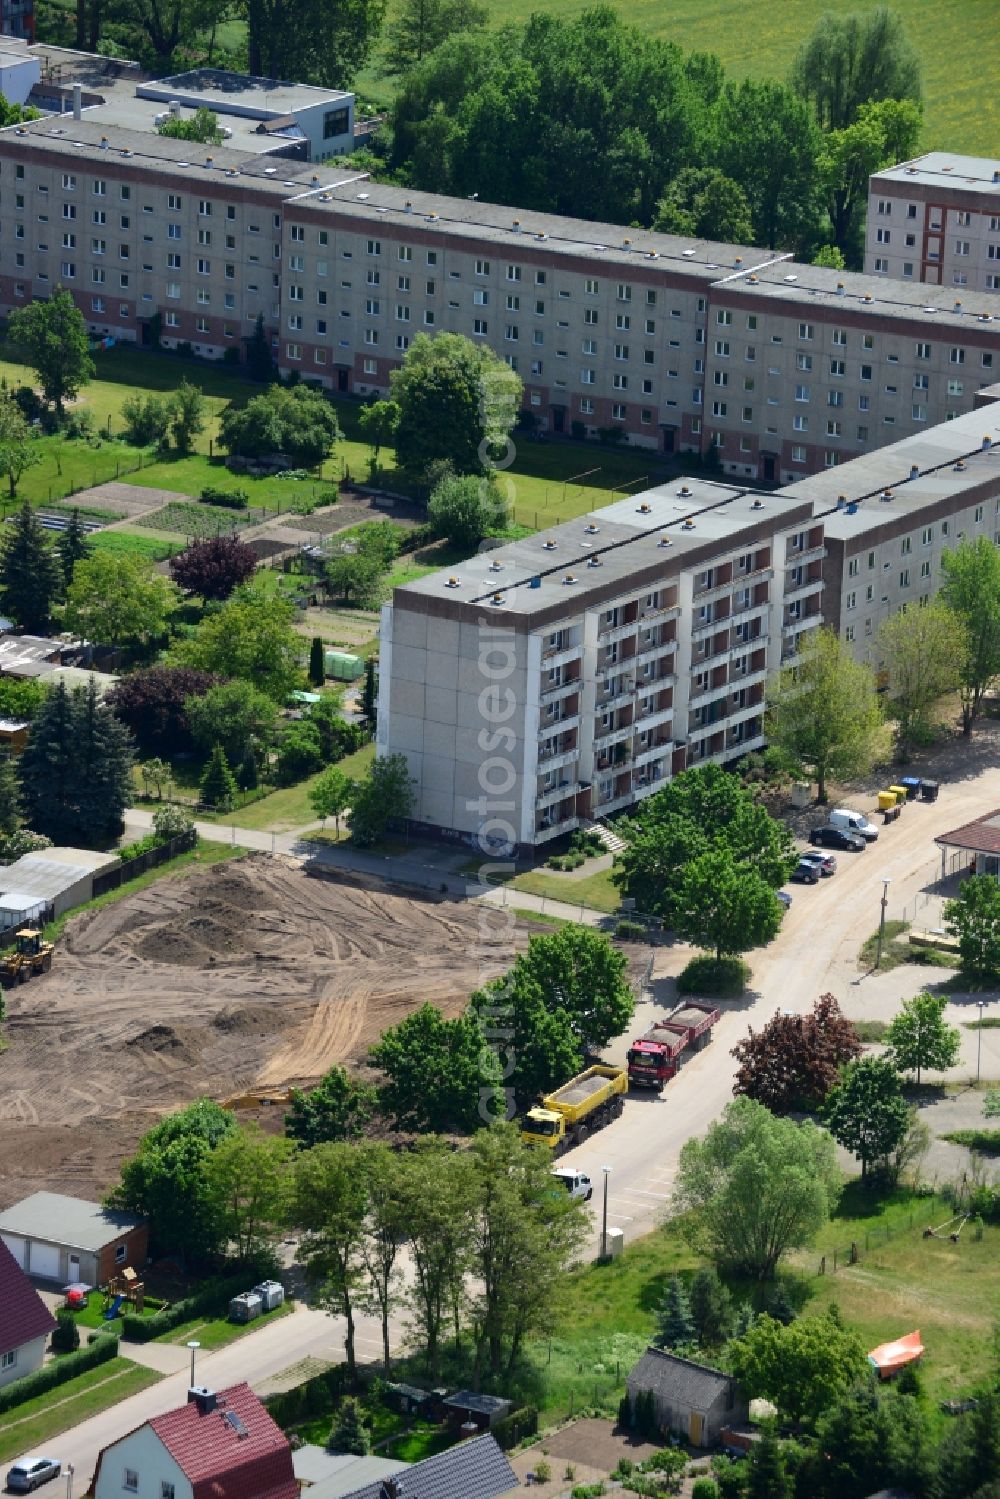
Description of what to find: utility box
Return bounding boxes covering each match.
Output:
[252,1280,285,1311]
[229,1291,262,1323]
[605,1227,625,1260]
[790,782,811,808]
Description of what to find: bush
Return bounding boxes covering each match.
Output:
[692,1483,719,1499]
[117,833,160,862]
[51,1308,80,1353]
[677,954,750,998]
[616,919,647,941]
[0,828,51,864]
[0,1332,118,1412]
[941,1129,1000,1154]
[201,486,249,510]
[490,1404,538,1451]
[533,1460,551,1482]
[64,408,96,441]
[121,393,170,447]
[153,804,196,843]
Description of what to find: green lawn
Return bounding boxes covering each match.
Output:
[0,1359,161,1462]
[89,529,182,561]
[200,741,376,832]
[154,1301,292,1350]
[42,842,249,943]
[508,861,622,915]
[531,1185,1000,1426]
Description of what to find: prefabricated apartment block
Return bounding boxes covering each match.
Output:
[378,403,1000,854]
[0,106,997,480]
[866,152,1000,295]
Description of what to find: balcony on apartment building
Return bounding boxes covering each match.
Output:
[597,601,641,646]
[537,731,580,774]
[536,775,581,810]
[539,667,581,704]
[784,554,825,604]
[786,525,826,568]
[595,672,636,712]
[541,631,583,670]
[634,733,673,768]
[691,597,732,642]
[535,804,580,842]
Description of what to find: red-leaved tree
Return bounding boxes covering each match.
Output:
[169,535,259,601]
[731,994,862,1114]
[108,665,218,756]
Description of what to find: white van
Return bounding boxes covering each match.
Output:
[829,807,879,842]
[552,1168,593,1202]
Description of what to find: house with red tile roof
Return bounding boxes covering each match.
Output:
[91,1384,297,1499]
[0,1235,56,1390]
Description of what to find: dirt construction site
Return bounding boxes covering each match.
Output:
[0,855,532,1210]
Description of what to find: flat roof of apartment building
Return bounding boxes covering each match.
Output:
[784,406,1000,541]
[136,68,351,116]
[397,478,812,620]
[871,152,1000,195]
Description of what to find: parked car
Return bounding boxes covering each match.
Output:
[552,1168,593,1202]
[6,1460,61,1494]
[809,825,867,852]
[828,807,879,842]
[791,858,821,884]
[799,850,837,877]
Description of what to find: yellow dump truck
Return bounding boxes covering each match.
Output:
[521,1064,628,1153]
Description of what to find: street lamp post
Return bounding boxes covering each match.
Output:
[65,1465,74,1499]
[977,1000,987,1084]
[187,1339,201,1388]
[601,1165,612,1261]
[875,878,892,969]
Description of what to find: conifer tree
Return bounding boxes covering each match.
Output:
[327,1397,370,1455]
[309,636,325,686]
[57,507,92,588]
[19,677,134,845]
[0,751,22,837]
[0,499,63,631]
[655,1274,695,1350]
[200,743,238,810]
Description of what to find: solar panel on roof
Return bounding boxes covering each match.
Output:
[223,1410,249,1437]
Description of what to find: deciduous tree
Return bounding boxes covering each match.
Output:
[711,79,821,249]
[167,380,206,456]
[177,582,303,701]
[728,1312,868,1424]
[369,1002,492,1132]
[7,287,94,417]
[764,627,886,802]
[245,0,387,86]
[286,1066,377,1148]
[941,536,1000,735]
[0,394,41,502]
[791,6,922,132]
[653,167,754,243]
[390,332,521,478]
[944,874,1000,981]
[732,994,862,1113]
[818,98,921,257]
[823,1056,910,1182]
[107,665,217,755]
[186,679,279,771]
[356,398,399,460]
[878,600,967,753]
[349,751,415,845]
[61,551,179,647]
[204,1124,291,1261]
[383,0,486,75]
[291,1142,369,1379]
[0,498,63,632]
[675,1097,840,1279]
[170,535,258,601]
[309,766,355,837]
[498,925,634,1054]
[468,1123,588,1377]
[427,472,508,548]
[885,990,960,1084]
[107,1098,237,1261]
[219,383,339,465]
[398,1139,476,1379]
[674,845,784,960]
[357,1145,408,1373]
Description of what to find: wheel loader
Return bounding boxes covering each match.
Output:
[0,928,54,983]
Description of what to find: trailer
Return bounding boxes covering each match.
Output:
[521,1064,628,1153]
[627,1001,721,1090]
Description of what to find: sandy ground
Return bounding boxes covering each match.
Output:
[0,855,536,1209]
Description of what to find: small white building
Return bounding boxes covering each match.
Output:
[135,69,354,160]
[0,1235,56,1389]
[92,1384,297,1499]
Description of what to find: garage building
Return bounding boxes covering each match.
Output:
[0,1191,148,1285]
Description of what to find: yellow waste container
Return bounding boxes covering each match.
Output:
[889,785,908,805]
[878,790,897,811]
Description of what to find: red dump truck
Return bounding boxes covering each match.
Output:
[627,1000,721,1090]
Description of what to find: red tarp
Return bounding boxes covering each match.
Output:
[868,1330,924,1377]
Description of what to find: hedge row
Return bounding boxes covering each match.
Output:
[122,1268,274,1342]
[263,1364,350,1428]
[0,1332,119,1413]
[490,1404,538,1451]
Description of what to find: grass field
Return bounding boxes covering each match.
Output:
[508,862,622,915]
[198,741,376,831]
[0,1359,161,1462]
[154,1300,292,1350]
[527,1185,1000,1426]
[351,0,996,156]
